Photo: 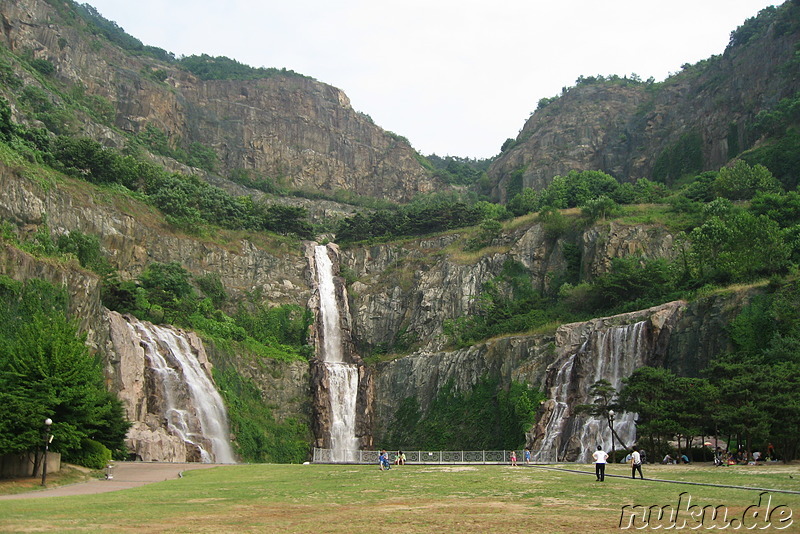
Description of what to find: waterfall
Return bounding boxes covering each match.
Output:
[129,317,236,464]
[531,321,648,462]
[314,244,360,462]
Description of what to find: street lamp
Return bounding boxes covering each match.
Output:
[608,410,615,464]
[41,418,52,487]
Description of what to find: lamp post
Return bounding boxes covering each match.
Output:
[608,410,615,464]
[41,418,52,487]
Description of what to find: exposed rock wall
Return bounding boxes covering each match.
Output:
[0,0,441,202]
[488,15,800,200]
[341,221,677,354]
[0,160,309,306]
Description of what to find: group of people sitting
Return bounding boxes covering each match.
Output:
[661,453,690,464]
[378,450,406,470]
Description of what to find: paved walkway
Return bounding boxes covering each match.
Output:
[0,462,222,500]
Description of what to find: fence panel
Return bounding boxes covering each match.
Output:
[312,448,525,465]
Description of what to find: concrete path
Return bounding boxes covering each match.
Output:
[0,462,223,500]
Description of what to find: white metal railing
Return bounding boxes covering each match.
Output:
[312,448,519,464]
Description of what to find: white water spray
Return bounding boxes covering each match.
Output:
[532,321,648,462]
[131,318,236,463]
[314,245,359,462]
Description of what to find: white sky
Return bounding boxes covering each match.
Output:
[85,0,778,159]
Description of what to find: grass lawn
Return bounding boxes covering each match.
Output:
[1,462,798,533]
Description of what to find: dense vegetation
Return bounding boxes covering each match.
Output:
[0,277,129,466]
[440,161,798,348]
[383,378,544,450]
[601,280,800,462]
[0,96,313,239]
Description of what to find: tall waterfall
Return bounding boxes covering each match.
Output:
[314,244,360,461]
[532,321,648,463]
[122,316,236,463]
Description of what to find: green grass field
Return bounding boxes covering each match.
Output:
[1,463,799,533]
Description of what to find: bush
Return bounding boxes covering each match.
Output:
[65,438,112,469]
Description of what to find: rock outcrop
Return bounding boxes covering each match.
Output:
[341,220,677,354]
[488,9,800,200]
[0,0,443,202]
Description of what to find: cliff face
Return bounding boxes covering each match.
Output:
[0,160,309,305]
[488,9,800,200]
[341,221,677,354]
[0,0,440,202]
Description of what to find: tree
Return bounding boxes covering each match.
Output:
[713,160,782,200]
[0,278,129,459]
[574,379,629,452]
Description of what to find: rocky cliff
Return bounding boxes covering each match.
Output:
[488,4,800,200]
[0,0,442,202]
[341,219,677,354]
[0,0,779,460]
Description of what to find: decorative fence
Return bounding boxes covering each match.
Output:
[312,448,522,465]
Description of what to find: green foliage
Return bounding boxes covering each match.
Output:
[178,54,305,81]
[742,128,800,191]
[64,438,112,469]
[686,205,791,284]
[618,367,716,457]
[652,132,703,185]
[73,3,175,62]
[56,230,112,275]
[615,281,800,461]
[135,125,218,172]
[507,171,663,218]
[728,5,781,48]
[444,260,562,347]
[560,256,678,315]
[233,300,313,354]
[713,160,782,200]
[424,154,493,186]
[0,57,22,89]
[335,194,482,244]
[212,358,310,463]
[0,277,129,457]
[195,273,227,308]
[580,195,620,222]
[383,378,543,450]
[228,168,280,194]
[102,262,312,363]
[29,58,55,76]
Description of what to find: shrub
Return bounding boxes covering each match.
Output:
[65,438,112,469]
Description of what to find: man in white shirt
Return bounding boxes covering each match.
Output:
[592,445,609,481]
[631,446,644,479]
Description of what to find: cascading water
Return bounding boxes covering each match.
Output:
[129,318,236,464]
[532,321,648,462]
[314,244,360,462]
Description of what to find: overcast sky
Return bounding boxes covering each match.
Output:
[86,0,778,159]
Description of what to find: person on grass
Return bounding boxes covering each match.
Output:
[592,445,609,481]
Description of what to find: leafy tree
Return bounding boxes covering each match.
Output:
[0,277,129,459]
[713,160,782,200]
[688,209,790,283]
[618,367,716,458]
[581,195,620,222]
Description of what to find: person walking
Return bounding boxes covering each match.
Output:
[510,450,517,466]
[631,446,644,479]
[592,445,609,481]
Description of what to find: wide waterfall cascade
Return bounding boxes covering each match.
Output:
[130,318,236,464]
[532,321,648,462]
[314,245,360,461]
